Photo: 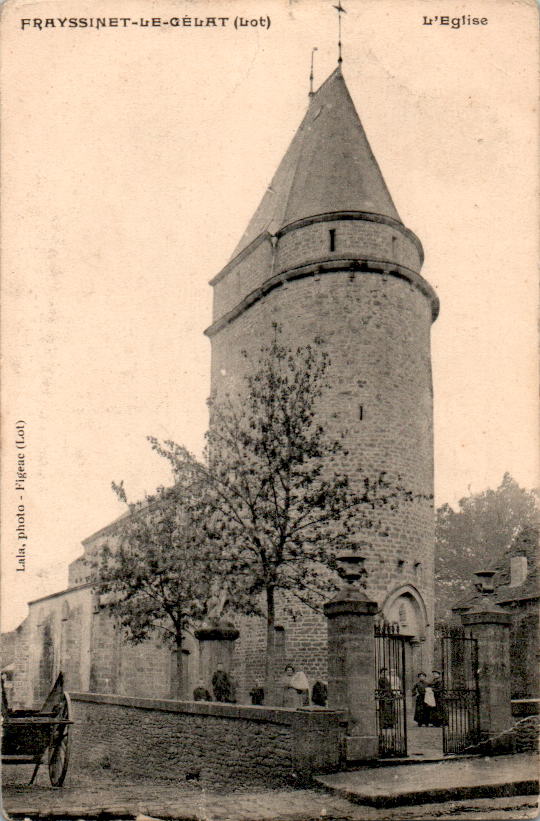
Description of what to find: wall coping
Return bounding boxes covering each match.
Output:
[205,257,439,339]
[324,597,378,617]
[28,582,93,607]
[70,692,346,726]
[462,609,512,626]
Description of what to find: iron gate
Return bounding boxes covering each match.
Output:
[440,625,481,754]
[374,623,407,757]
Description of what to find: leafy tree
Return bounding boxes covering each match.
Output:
[151,328,418,703]
[435,473,539,621]
[93,481,215,698]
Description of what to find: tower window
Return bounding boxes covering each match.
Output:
[391,235,397,256]
[358,404,364,420]
[329,229,336,252]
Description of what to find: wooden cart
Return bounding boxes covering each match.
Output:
[2,672,73,787]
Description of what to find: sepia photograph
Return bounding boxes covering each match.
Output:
[1,0,538,818]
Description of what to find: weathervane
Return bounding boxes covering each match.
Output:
[309,47,318,96]
[333,1,347,65]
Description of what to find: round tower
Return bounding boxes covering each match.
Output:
[206,67,438,684]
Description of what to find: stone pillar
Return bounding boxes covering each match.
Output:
[324,555,378,761]
[461,572,513,740]
[194,620,239,694]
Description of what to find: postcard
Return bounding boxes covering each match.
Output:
[2,0,538,818]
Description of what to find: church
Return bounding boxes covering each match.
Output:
[8,62,438,707]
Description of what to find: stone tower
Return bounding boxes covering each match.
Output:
[205,67,439,689]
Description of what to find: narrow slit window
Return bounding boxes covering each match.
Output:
[329,229,336,252]
[358,404,364,420]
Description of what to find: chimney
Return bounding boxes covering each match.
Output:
[510,555,527,587]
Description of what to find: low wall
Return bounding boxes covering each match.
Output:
[70,693,346,788]
[462,715,540,756]
[512,699,540,718]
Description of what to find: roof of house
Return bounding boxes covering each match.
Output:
[452,525,539,611]
[230,66,401,259]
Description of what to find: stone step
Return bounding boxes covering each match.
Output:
[315,753,539,808]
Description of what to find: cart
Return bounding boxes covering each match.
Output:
[2,672,73,787]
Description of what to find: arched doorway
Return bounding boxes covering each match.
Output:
[382,585,428,691]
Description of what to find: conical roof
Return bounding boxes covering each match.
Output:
[231,66,401,259]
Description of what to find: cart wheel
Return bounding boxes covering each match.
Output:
[48,692,71,787]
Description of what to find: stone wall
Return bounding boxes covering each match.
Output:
[211,235,274,320]
[70,693,345,788]
[274,218,422,275]
[512,699,540,718]
[509,602,539,698]
[462,715,540,756]
[9,618,31,709]
[11,586,199,709]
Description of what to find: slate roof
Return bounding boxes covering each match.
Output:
[231,67,401,259]
[452,526,539,612]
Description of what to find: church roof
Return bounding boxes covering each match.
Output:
[231,66,401,259]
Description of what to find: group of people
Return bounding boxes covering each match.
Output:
[195,665,445,724]
[412,670,445,727]
[254,665,328,708]
[378,667,446,729]
[193,663,328,708]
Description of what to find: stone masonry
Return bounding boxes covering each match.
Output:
[70,693,345,788]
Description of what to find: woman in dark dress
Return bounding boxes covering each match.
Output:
[411,672,429,726]
[212,663,233,703]
[249,681,265,705]
[378,667,395,729]
[429,670,446,726]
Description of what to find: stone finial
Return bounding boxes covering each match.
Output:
[468,569,510,618]
[474,568,496,595]
[337,552,367,588]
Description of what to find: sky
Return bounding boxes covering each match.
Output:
[1,0,538,631]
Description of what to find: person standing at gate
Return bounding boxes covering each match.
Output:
[429,670,445,726]
[411,672,429,726]
[378,667,395,729]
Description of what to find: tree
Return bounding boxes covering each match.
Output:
[93,481,216,698]
[151,328,418,703]
[435,473,539,621]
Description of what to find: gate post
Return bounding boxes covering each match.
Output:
[461,572,512,740]
[324,555,378,761]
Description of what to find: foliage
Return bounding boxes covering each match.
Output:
[92,481,216,697]
[435,473,539,621]
[150,327,421,699]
